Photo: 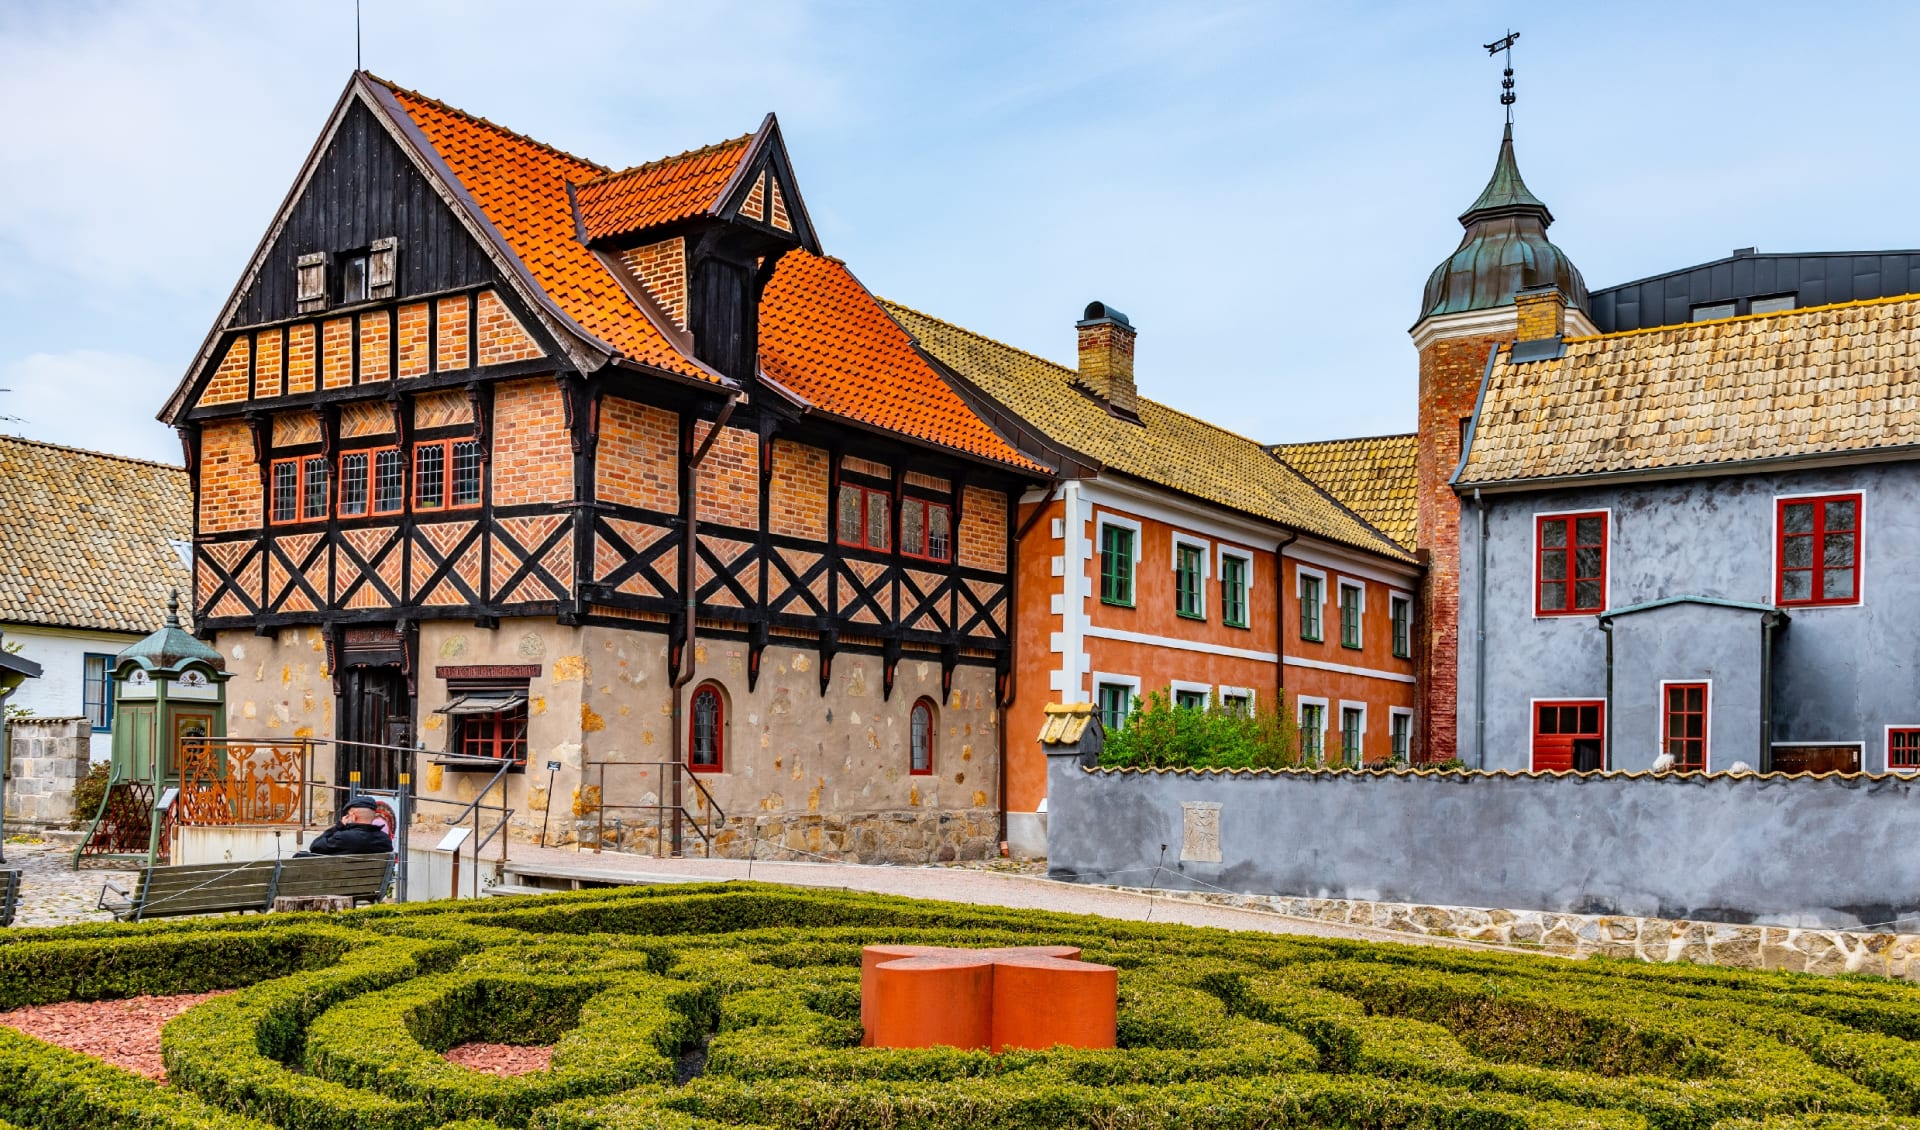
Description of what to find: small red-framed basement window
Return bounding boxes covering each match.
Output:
[910,697,936,775]
[1890,728,1920,771]
[413,439,483,513]
[900,498,952,562]
[1778,493,1861,606]
[1531,700,1605,772]
[270,456,331,525]
[1536,512,1607,614]
[836,483,891,551]
[1662,682,1709,772]
[438,682,530,769]
[689,682,725,772]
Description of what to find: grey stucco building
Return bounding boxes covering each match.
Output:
[1454,282,1920,776]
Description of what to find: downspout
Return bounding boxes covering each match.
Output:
[1599,615,1615,771]
[1273,531,1300,707]
[1473,489,1489,769]
[669,393,742,856]
[1759,612,1778,771]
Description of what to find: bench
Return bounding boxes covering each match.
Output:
[0,868,20,927]
[99,855,393,922]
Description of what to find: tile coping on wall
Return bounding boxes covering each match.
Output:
[1083,765,1912,782]
[1089,882,1920,977]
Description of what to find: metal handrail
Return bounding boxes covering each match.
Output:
[584,760,726,858]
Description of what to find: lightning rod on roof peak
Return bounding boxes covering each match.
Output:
[356,0,363,72]
[1483,30,1519,124]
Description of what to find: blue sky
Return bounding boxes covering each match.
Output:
[3,1,1917,466]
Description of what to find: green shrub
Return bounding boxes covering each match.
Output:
[66,763,110,832]
[1099,690,1303,770]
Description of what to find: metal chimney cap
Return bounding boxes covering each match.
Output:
[1077,301,1133,329]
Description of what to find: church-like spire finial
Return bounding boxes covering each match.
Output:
[1484,30,1519,125]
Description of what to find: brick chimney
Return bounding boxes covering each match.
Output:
[1514,284,1567,342]
[1075,301,1138,418]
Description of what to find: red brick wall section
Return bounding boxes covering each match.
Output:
[619,240,687,330]
[288,324,316,393]
[273,411,320,447]
[198,418,260,534]
[254,329,284,399]
[490,379,574,506]
[596,397,680,512]
[198,337,251,407]
[769,439,828,539]
[694,422,759,530]
[413,389,473,430]
[398,303,431,378]
[477,290,543,365]
[322,318,353,390]
[958,486,1008,572]
[1415,332,1503,762]
[359,311,391,384]
[435,296,471,372]
[843,455,890,480]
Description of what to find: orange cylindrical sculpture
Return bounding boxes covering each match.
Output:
[859,944,1115,1052]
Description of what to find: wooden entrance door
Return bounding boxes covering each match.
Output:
[339,665,411,791]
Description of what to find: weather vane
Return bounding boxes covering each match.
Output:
[1484,30,1519,123]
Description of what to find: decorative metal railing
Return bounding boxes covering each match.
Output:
[584,759,726,858]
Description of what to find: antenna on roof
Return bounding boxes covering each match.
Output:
[1483,30,1519,124]
[355,0,362,71]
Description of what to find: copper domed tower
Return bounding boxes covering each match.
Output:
[1420,123,1587,322]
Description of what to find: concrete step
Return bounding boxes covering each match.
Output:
[500,860,724,889]
[480,883,551,898]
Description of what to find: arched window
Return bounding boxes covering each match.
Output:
[910,698,936,775]
[689,683,725,772]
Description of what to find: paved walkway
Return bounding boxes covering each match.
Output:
[498,844,1501,950]
[4,841,136,927]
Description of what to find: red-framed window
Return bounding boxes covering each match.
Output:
[836,483,891,551]
[900,498,952,562]
[1778,493,1860,606]
[269,456,331,524]
[1663,683,1709,772]
[1532,700,1605,773]
[459,708,528,765]
[1891,729,1920,771]
[1536,512,1607,615]
[689,683,724,772]
[412,439,483,513]
[337,446,405,518]
[910,698,936,774]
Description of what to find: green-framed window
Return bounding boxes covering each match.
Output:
[1175,543,1205,619]
[1299,574,1323,641]
[1100,523,1135,606]
[1097,682,1134,732]
[1300,703,1325,762]
[1174,688,1209,711]
[1341,706,1365,765]
[1339,582,1363,649]
[1221,554,1249,628]
[1390,711,1411,761]
[1390,594,1412,658]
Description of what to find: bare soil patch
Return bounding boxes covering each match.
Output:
[0,991,233,1082]
[444,1040,555,1075]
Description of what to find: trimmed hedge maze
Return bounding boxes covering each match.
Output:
[8,886,1920,1129]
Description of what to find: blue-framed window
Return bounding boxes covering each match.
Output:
[83,653,114,732]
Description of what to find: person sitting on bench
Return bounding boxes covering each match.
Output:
[302,798,394,856]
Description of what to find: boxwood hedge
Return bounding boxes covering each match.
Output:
[2,882,1920,1129]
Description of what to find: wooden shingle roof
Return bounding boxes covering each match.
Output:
[1271,434,1418,550]
[1459,294,1920,488]
[883,302,1413,562]
[0,437,191,634]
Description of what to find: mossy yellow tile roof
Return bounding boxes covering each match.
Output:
[882,302,1412,562]
[0,437,192,634]
[1270,434,1417,550]
[1459,294,1920,487]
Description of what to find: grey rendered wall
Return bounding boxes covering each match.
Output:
[1046,753,1920,928]
[1608,604,1765,770]
[1456,463,1920,772]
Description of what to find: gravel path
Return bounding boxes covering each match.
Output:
[445,1041,555,1075]
[0,992,232,1081]
[4,840,137,927]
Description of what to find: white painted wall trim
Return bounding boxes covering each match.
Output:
[1169,679,1213,707]
[1287,542,1420,587]
[1283,655,1418,684]
[1083,624,1279,663]
[1049,481,1092,702]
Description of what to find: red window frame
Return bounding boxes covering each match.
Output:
[411,438,483,513]
[910,698,936,774]
[269,456,330,525]
[1777,493,1861,606]
[899,497,952,562]
[836,483,891,552]
[459,709,528,765]
[688,683,724,773]
[1535,512,1608,615]
[1662,683,1709,772]
[1889,728,1920,771]
[337,445,405,518]
[1531,700,1605,773]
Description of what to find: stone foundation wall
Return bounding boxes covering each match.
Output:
[1106,885,1920,978]
[568,809,1000,865]
[3,717,91,831]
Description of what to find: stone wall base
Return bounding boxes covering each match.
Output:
[4,717,91,832]
[1101,885,1920,978]
[560,810,1000,866]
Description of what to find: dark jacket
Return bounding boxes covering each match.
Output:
[304,821,394,856]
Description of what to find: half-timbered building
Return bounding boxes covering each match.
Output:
[162,74,1043,861]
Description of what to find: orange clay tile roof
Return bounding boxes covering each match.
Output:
[374,78,716,383]
[1458,294,1920,487]
[0,436,192,634]
[574,135,754,243]
[761,253,1040,471]
[1271,433,1418,550]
